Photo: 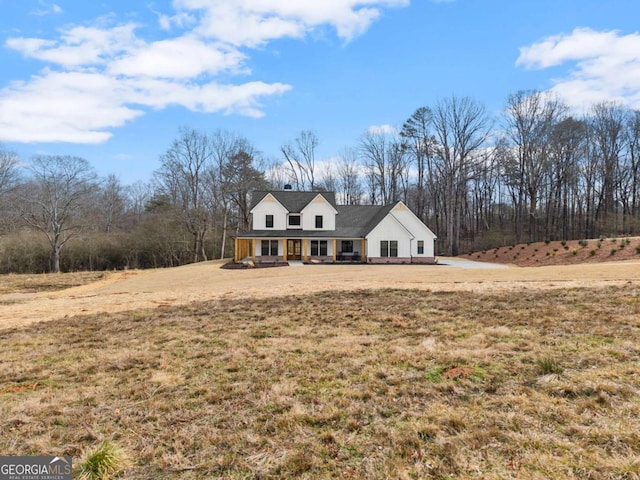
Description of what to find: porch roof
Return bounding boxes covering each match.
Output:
[234,231,363,239]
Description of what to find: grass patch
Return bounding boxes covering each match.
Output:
[77,441,127,480]
[0,272,110,294]
[1,287,640,479]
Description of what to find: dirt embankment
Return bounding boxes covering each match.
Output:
[462,236,640,267]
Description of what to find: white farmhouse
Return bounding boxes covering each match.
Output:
[234,190,437,264]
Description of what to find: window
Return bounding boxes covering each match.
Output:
[288,215,301,227]
[341,240,353,253]
[315,215,323,228]
[311,240,328,256]
[261,240,278,256]
[380,240,398,257]
[265,215,274,228]
[417,240,424,254]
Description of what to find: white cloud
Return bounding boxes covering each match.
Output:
[367,124,397,135]
[174,0,410,45]
[108,37,247,79]
[7,24,141,68]
[31,1,63,16]
[517,28,640,110]
[1,0,408,144]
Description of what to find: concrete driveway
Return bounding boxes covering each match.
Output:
[437,257,510,269]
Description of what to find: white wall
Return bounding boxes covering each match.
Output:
[366,216,413,257]
[301,195,337,231]
[251,194,288,230]
[390,204,437,257]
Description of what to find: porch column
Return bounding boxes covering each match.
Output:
[361,239,366,262]
[303,239,308,262]
[332,239,337,262]
[251,239,256,262]
[283,239,288,262]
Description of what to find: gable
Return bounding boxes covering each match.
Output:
[300,193,339,214]
[390,202,437,240]
[366,212,414,241]
[249,192,289,214]
[250,190,337,213]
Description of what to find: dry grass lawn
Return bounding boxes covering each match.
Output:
[1,260,640,478]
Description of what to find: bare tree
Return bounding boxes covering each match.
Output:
[221,140,268,230]
[503,91,567,242]
[432,95,491,255]
[281,130,319,190]
[0,146,20,232]
[360,130,409,205]
[0,146,19,195]
[335,148,363,205]
[20,155,97,273]
[155,127,214,263]
[589,102,626,233]
[97,174,126,233]
[625,110,640,230]
[401,106,436,220]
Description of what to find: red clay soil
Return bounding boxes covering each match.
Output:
[462,236,640,267]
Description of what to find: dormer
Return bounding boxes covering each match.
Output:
[250,193,288,230]
[300,193,338,231]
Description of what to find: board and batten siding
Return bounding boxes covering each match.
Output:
[390,203,437,258]
[300,195,337,231]
[365,215,413,258]
[251,194,288,230]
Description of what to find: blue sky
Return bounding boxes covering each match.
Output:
[1,0,640,183]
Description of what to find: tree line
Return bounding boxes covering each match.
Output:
[1,90,639,272]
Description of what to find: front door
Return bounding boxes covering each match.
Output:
[287,239,302,260]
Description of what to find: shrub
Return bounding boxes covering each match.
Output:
[560,240,567,247]
[563,246,569,250]
[625,238,631,245]
[611,248,617,256]
[579,239,588,247]
[77,441,127,480]
[611,238,618,243]
[572,248,578,255]
[636,244,640,254]
[545,240,551,245]
[590,250,596,256]
[537,357,563,375]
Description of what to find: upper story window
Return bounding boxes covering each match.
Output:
[265,215,274,228]
[288,215,301,227]
[315,215,323,229]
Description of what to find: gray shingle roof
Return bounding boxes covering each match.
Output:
[334,204,395,237]
[238,190,402,239]
[249,190,337,213]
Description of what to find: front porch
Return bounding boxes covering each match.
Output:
[234,238,367,264]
